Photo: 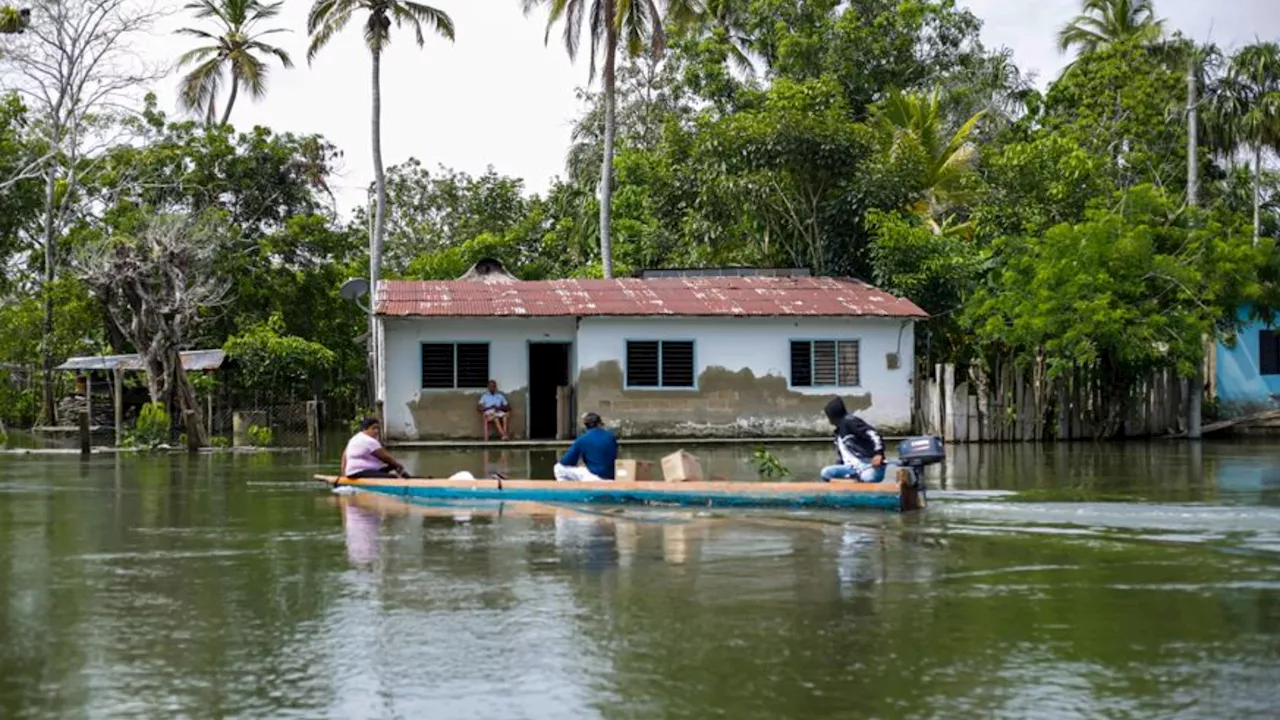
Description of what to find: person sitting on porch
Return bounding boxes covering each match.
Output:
[341,418,408,479]
[553,412,617,482]
[820,397,886,482]
[478,380,511,440]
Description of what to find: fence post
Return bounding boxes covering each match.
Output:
[306,400,319,453]
[183,410,200,453]
[78,410,90,455]
[113,369,123,448]
[942,364,956,442]
[233,412,248,447]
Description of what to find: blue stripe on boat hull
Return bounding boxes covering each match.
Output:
[348,482,904,511]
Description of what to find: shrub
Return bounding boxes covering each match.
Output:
[128,402,171,448]
[246,423,273,447]
[752,446,789,479]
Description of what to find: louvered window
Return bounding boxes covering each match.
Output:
[421,343,490,389]
[626,340,695,388]
[790,340,860,387]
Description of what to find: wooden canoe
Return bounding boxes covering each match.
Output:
[314,469,926,512]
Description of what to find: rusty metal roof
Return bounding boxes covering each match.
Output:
[377,277,927,318]
[55,349,227,372]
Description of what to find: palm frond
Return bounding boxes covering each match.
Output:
[176,27,222,41]
[246,39,293,68]
[398,1,455,44]
[177,44,223,67]
[230,50,269,98]
[306,1,355,63]
[178,57,225,114]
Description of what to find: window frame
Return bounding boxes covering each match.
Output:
[419,341,492,390]
[623,339,698,390]
[788,338,862,389]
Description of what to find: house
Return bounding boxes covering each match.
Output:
[373,264,927,441]
[1215,307,1280,418]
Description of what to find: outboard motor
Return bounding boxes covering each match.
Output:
[895,435,944,500]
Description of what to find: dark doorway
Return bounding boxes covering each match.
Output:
[528,343,572,440]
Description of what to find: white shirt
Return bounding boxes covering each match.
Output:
[344,432,384,475]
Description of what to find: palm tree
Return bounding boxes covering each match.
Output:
[177,0,293,126]
[1057,0,1165,55]
[306,0,454,298]
[0,5,29,34]
[872,89,985,232]
[522,0,681,278]
[1207,42,1280,241]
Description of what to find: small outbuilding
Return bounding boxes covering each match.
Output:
[373,265,927,441]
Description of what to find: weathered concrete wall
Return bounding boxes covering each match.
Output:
[382,317,575,440]
[1216,307,1280,419]
[575,317,914,437]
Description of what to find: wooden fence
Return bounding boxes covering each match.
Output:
[914,362,1192,442]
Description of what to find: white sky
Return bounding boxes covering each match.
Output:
[140,0,1280,216]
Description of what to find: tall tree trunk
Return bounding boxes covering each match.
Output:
[40,163,57,426]
[598,6,617,280]
[370,47,386,404]
[1254,146,1262,244]
[1186,58,1202,440]
[169,347,209,446]
[219,79,239,126]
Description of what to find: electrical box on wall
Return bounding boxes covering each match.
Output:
[886,352,900,370]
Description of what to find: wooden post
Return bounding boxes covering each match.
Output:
[85,372,93,431]
[78,410,90,455]
[306,400,319,453]
[183,410,200,452]
[375,400,385,440]
[932,364,944,438]
[113,368,123,448]
[942,364,956,442]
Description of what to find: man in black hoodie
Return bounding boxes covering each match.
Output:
[821,397,886,482]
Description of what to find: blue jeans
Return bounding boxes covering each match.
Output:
[821,458,885,483]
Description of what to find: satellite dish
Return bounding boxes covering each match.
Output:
[339,278,370,302]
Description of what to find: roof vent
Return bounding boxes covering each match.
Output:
[457,258,517,283]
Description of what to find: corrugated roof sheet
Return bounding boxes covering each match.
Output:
[55,349,227,372]
[377,277,927,318]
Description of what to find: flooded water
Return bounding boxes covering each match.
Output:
[2,440,1279,719]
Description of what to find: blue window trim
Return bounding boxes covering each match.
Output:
[419,341,492,390]
[788,338,862,389]
[623,338,699,390]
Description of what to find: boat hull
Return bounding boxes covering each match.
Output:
[314,473,924,512]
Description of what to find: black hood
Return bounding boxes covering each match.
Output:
[824,397,848,425]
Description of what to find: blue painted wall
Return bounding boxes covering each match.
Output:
[1216,306,1280,417]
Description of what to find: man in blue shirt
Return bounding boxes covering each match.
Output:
[477,379,511,441]
[553,412,618,482]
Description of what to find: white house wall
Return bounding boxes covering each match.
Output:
[575,316,915,436]
[382,317,576,440]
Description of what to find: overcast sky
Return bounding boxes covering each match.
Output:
[142,0,1280,215]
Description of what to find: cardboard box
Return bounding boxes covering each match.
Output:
[661,450,703,483]
[614,459,656,482]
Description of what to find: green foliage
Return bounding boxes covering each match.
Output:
[129,403,172,449]
[964,185,1268,381]
[223,314,336,402]
[752,446,790,479]
[210,435,230,448]
[0,374,38,428]
[246,423,272,447]
[0,277,104,369]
